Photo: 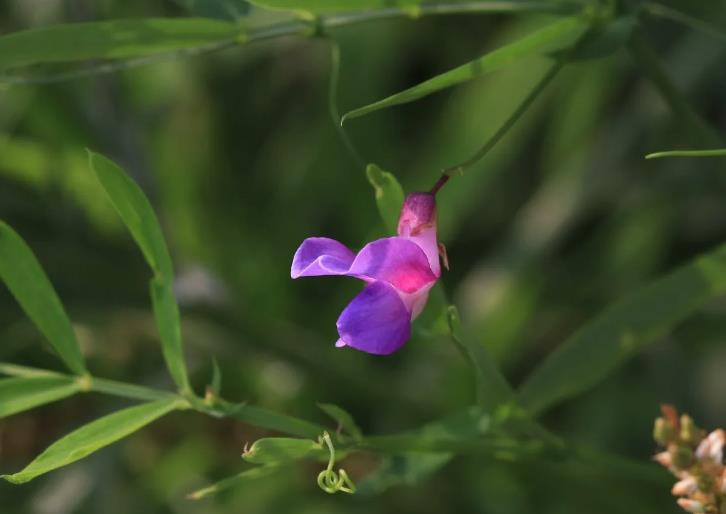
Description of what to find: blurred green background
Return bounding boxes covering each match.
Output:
[1,1,726,513]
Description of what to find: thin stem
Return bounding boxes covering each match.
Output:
[642,2,726,44]
[627,31,723,148]
[0,362,67,378]
[90,377,180,402]
[0,1,582,86]
[441,59,564,177]
[327,42,365,169]
[646,149,726,159]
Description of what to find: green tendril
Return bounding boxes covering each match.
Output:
[316,431,356,494]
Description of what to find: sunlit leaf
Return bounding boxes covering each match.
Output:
[366,164,404,234]
[0,222,86,375]
[646,148,726,159]
[318,403,363,440]
[88,150,189,392]
[342,16,587,122]
[518,242,726,416]
[242,437,324,464]
[0,377,81,418]
[0,18,242,72]
[187,465,282,500]
[150,278,189,392]
[2,398,179,484]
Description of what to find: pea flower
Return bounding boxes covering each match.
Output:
[291,192,442,355]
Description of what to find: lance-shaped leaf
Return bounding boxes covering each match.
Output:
[2,398,179,484]
[229,404,325,438]
[518,242,726,416]
[366,164,404,235]
[88,151,189,392]
[0,18,242,72]
[446,305,515,411]
[248,0,575,16]
[0,222,86,375]
[0,377,81,418]
[187,465,282,500]
[342,15,587,123]
[242,437,325,465]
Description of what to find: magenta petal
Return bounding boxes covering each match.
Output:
[291,237,355,278]
[336,281,411,355]
[349,237,436,294]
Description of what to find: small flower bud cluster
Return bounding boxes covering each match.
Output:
[653,405,726,513]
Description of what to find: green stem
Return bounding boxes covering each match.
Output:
[0,362,67,378]
[327,42,365,169]
[90,377,180,402]
[441,59,564,176]
[627,31,722,148]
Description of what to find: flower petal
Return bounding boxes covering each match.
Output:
[349,237,436,293]
[336,281,411,355]
[291,237,355,278]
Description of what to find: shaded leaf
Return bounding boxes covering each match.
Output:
[342,16,587,122]
[366,163,404,234]
[518,242,726,416]
[2,398,179,484]
[187,465,282,500]
[0,222,86,375]
[0,18,242,72]
[242,437,324,464]
[356,453,451,495]
[0,377,81,418]
[229,404,325,438]
[318,403,363,440]
[172,0,250,21]
[446,305,515,411]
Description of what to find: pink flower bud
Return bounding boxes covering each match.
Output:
[654,451,673,467]
[696,429,725,464]
[397,193,439,277]
[672,477,697,496]
[676,499,705,513]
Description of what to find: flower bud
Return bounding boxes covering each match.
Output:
[672,477,698,496]
[676,499,705,513]
[655,417,677,445]
[681,415,698,444]
[397,193,436,238]
[654,451,673,468]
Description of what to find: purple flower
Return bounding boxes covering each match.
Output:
[291,192,441,355]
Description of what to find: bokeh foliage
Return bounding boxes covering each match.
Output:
[0,1,725,513]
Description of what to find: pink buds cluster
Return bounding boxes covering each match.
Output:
[653,405,726,513]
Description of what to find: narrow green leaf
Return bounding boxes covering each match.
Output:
[0,377,81,418]
[318,403,363,440]
[646,148,726,159]
[366,164,404,234]
[342,16,587,123]
[172,0,250,21]
[229,404,325,438]
[88,151,189,391]
[87,151,173,279]
[0,18,242,72]
[446,306,515,411]
[518,242,726,416]
[150,278,189,391]
[356,453,451,495]
[0,222,86,375]
[2,398,179,484]
[187,465,282,500]
[248,0,576,16]
[242,437,324,465]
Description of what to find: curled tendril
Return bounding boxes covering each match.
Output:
[316,431,356,494]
